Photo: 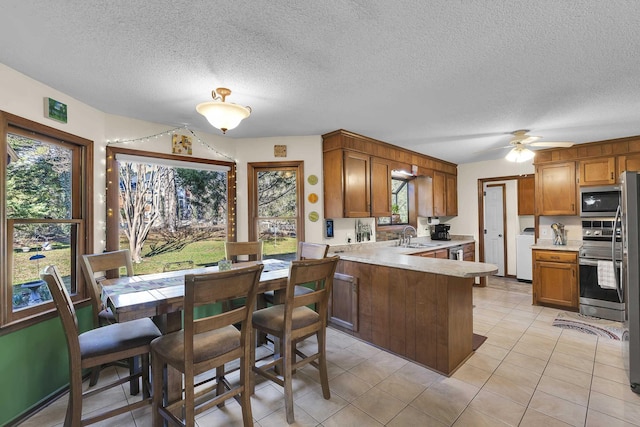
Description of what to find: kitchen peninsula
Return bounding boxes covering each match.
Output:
[329,239,497,375]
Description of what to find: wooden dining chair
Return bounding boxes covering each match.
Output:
[41,265,161,427]
[224,241,263,263]
[263,241,329,304]
[80,249,137,387]
[151,263,264,427]
[251,256,339,424]
[80,249,134,328]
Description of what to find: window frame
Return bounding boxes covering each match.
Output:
[1,111,93,329]
[247,161,305,245]
[104,146,237,255]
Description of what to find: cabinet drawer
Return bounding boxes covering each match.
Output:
[534,250,577,263]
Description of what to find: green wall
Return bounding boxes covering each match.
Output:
[0,305,92,425]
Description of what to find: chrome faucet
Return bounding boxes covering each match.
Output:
[402,225,417,247]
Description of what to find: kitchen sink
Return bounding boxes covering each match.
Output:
[404,243,441,248]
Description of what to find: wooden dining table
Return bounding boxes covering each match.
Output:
[101,258,291,403]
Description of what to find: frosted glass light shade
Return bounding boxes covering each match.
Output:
[505,146,535,162]
[196,101,251,134]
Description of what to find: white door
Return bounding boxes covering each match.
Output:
[484,185,505,276]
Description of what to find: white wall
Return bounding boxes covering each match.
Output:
[448,158,535,275]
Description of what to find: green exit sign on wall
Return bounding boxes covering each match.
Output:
[44,97,67,123]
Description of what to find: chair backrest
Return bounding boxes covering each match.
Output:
[183,263,264,364]
[284,256,339,328]
[81,249,134,326]
[41,265,81,362]
[224,241,263,263]
[297,242,329,260]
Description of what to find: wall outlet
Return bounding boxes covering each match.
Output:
[541,228,548,236]
[346,233,352,244]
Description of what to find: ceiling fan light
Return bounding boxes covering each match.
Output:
[505,146,535,162]
[196,88,251,134]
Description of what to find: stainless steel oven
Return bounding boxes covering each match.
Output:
[579,218,625,321]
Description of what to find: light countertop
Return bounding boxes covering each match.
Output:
[531,239,582,252]
[329,237,497,278]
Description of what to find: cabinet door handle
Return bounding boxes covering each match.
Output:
[611,172,614,180]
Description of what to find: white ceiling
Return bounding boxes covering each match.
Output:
[2,1,640,164]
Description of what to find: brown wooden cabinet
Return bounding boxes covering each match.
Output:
[432,171,457,217]
[535,162,577,215]
[462,242,475,261]
[579,157,616,186]
[617,153,640,178]
[370,157,392,217]
[446,174,458,216]
[343,151,371,217]
[414,175,433,218]
[517,176,535,215]
[329,272,358,332]
[533,250,578,310]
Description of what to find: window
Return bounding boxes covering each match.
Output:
[248,162,304,261]
[105,147,235,275]
[1,111,92,326]
[378,177,409,225]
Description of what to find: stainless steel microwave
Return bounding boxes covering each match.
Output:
[579,185,621,217]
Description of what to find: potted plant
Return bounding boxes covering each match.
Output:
[391,204,401,224]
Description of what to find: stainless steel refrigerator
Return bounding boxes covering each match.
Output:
[621,171,640,394]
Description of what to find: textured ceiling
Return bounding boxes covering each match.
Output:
[2,1,640,164]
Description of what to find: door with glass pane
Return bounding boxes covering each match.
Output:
[248,162,304,261]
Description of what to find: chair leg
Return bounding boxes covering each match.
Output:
[66,369,84,427]
[141,353,151,398]
[129,356,140,395]
[283,335,295,424]
[89,366,100,386]
[250,328,256,395]
[216,365,226,408]
[185,367,195,427]
[151,353,164,427]
[240,354,253,427]
[317,330,331,399]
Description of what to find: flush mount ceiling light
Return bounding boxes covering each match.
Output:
[505,144,535,162]
[196,87,251,134]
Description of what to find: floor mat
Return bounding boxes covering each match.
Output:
[552,311,624,340]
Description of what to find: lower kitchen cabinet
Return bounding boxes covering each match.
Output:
[329,272,358,331]
[463,242,475,261]
[333,259,474,375]
[533,249,579,310]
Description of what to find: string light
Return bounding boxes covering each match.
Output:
[106,125,234,162]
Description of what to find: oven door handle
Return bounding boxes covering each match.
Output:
[613,204,623,302]
[579,258,621,267]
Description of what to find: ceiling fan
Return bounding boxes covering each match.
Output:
[503,129,575,162]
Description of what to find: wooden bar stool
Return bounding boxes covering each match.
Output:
[251,256,339,424]
[151,263,264,427]
[41,265,161,427]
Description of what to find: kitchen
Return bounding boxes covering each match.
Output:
[3,2,640,425]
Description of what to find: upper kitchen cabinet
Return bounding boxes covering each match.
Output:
[535,162,577,215]
[517,176,535,215]
[579,157,616,186]
[433,171,458,217]
[414,175,433,218]
[370,157,392,217]
[617,152,640,178]
[323,130,457,219]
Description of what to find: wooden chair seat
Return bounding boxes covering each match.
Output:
[78,318,162,359]
[253,305,319,332]
[151,325,240,365]
[41,265,161,427]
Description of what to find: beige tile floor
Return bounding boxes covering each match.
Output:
[18,276,640,426]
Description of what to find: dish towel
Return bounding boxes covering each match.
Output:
[597,260,617,289]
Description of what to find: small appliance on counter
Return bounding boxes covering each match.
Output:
[431,224,451,241]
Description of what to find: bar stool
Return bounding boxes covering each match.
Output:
[251,256,339,424]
